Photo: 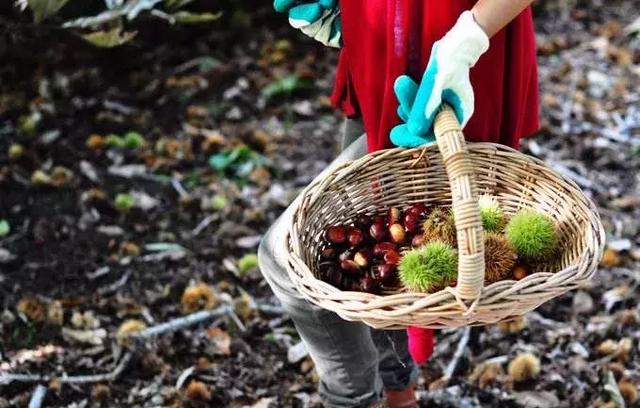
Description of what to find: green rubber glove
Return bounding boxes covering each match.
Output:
[390,10,489,148]
[273,0,341,48]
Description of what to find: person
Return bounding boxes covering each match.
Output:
[259,1,539,406]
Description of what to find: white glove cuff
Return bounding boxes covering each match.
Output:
[440,10,490,67]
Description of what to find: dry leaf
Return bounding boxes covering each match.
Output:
[207,327,231,355]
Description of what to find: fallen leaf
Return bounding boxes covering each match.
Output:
[207,327,231,355]
[603,286,631,312]
[62,327,107,346]
[82,27,137,48]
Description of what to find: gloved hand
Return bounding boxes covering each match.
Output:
[407,326,434,365]
[273,0,341,48]
[390,10,489,148]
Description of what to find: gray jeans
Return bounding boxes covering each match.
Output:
[258,119,417,408]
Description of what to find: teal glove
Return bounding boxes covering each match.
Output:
[273,0,341,48]
[390,11,489,148]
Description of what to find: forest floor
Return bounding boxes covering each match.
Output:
[1,1,640,407]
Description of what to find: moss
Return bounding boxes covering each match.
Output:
[398,241,457,292]
[505,209,557,260]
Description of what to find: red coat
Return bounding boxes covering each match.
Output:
[331,0,539,152]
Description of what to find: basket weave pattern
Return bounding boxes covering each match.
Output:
[285,107,605,329]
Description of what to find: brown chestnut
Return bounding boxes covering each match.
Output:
[348,227,365,247]
[373,242,397,257]
[369,222,387,242]
[389,223,406,244]
[325,226,347,244]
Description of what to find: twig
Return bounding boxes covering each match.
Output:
[28,384,47,408]
[191,214,217,236]
[0,352,132,385]
[175,366,195,389]
[171,177,190,200]
[443,327,471,382]
[131,306,232,339]
[97,271,131,295]
[256,304,285,315]
[227,308,247,332]
[1,305,258,386]
[527,311,563,328]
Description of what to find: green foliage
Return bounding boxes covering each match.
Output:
[82,27,137,48]
[123,131,145,148]
[261,75,314,99]
[25,0,71,23]
[17,0,221,48]
[0,219,10,237]
[238,253,259,274]
[505,209,557,260]
[172,11,222,24]
[164,0,196,8]
[105,132,145,149]
[208,145,271,183]
[398,241,458,292]
[210,194,228,211]
[8,144,24,160]
[479,195,506,232]
[114,193,135,211]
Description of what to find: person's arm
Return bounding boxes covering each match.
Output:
[472,0,534,37]
[390,2,536,147]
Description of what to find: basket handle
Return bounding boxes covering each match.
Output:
[432,105,485,300]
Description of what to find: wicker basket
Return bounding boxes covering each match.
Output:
[285,106,605,329]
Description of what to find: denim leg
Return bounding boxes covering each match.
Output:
[341,117,366,151]
[259,126,419,405]
[371,329,419,391]
[259,226,383,407]
[259,133,385,407]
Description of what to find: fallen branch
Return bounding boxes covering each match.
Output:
[28,384,47,408]
[0,352,132,385]
[192,214,217,236]
[430,327,471,390]
[131,305,232,339]
[1,304,280,385]
[443,327,471,381]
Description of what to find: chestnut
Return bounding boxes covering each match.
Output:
[375,263,398,286]
[411,234,425,247]
[369,222,387,242]
[348,227,365,247]
[387,207,402,225]
[407,203,427,217]
[360,276,381,294]
[325,226,347,244]
[320,247,338,260]
[383,249,400,265]
[338,249,356,263]
[324,267,343,287]
[340,259,361,273]
[373,242,397,257]
[512,264,530,280]
[355,214,373,229]
[403,212,420,232]
[353,249,372,268]
[389,223,406,244]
